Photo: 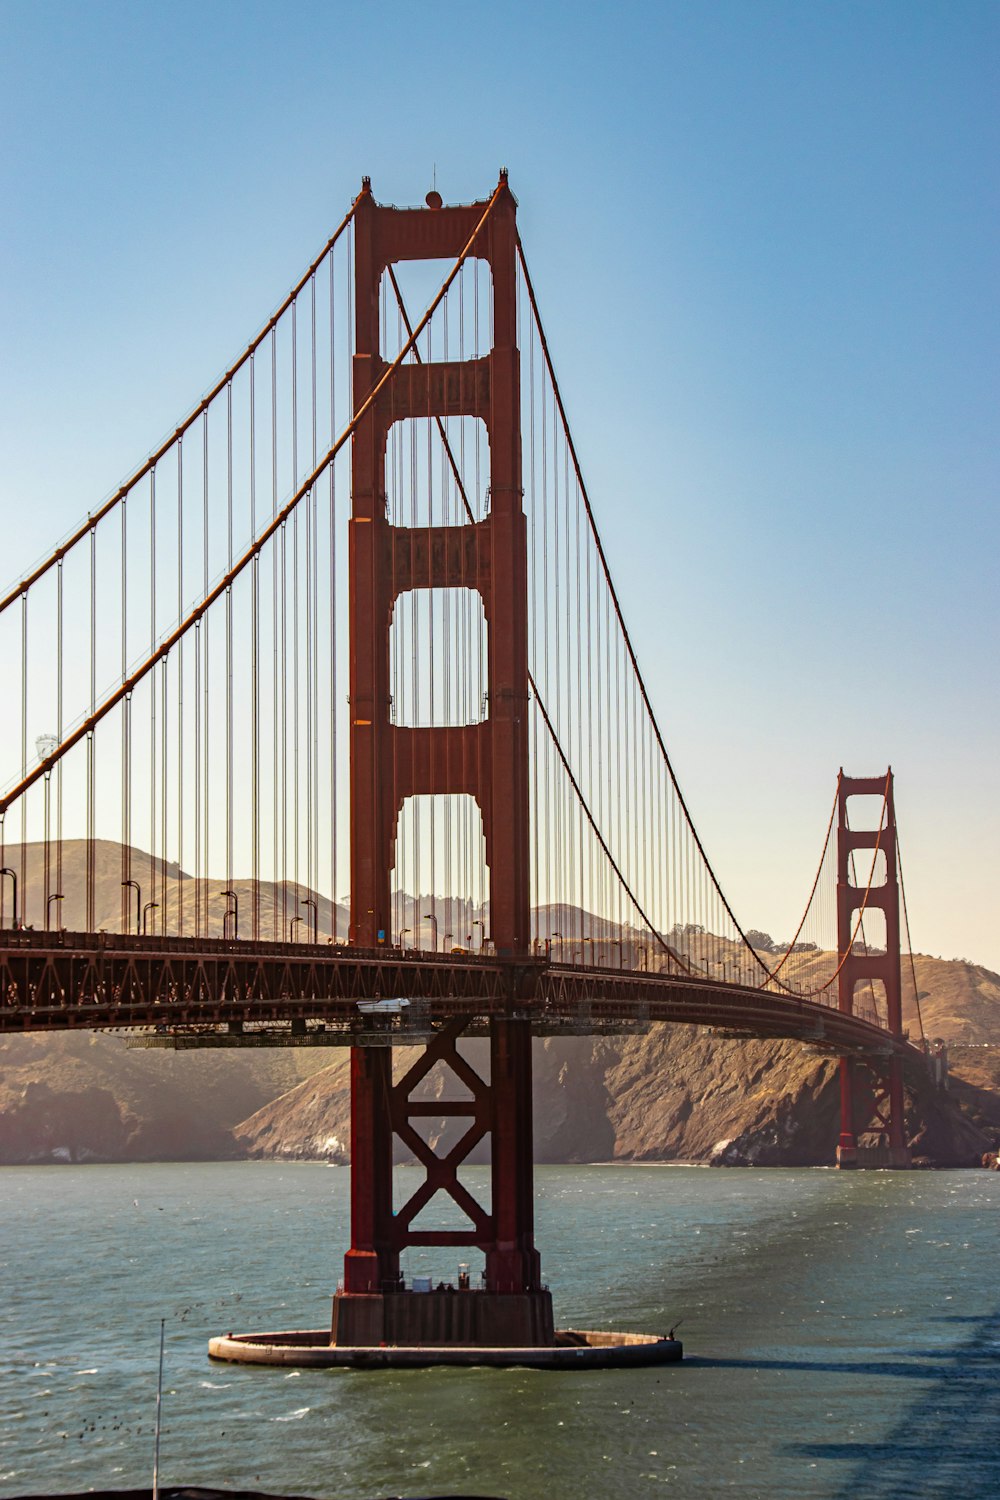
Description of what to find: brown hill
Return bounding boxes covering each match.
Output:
[0,838,348,942]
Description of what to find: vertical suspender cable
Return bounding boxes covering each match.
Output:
[88,524,97,930]
[272,326,280,940]
[202,415,211,937]
[20,592,28,923]
[56,556,64,922]
[122,660,131,931]
[226,380,234,904]
[177,439,184,934]
[250,352,260,939]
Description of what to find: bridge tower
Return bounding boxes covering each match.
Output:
[336,175,548,1347]
[835,771,911,1169]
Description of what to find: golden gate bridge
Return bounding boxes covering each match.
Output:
[0,173,929,1361]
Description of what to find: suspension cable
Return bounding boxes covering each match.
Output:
[384,265,693,975]
[896,823,926,1045]
[0,182,505,818]
[0,200,359,615]
[516,236,870,993]
[763,776,840,982]
[393,248,866,995]
[517,241,768,954]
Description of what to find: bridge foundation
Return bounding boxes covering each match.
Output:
[332,1288,554,1349]
[836,1055,911,1169]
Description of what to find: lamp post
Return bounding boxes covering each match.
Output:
[547,929,562,960]
[221,889,239,940]
[302,897,318,942]
[0,867,19,929]
[443,931,453,951]
[399,926,411,950]
[36,735,58,922]
[472,919,483,951]
[289,915,304,942]
[121,879,141,935]
[423,913,439,952]
[46,893,64,930]
[142,901,159,935]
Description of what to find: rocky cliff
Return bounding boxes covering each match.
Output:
[0,1029,325,1164]
[232,1016,994,1171]
[228,950,1000,1169]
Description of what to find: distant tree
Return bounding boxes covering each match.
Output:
[745,929,775,952]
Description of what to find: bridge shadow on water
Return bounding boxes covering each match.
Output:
[688,1307,1000,1499]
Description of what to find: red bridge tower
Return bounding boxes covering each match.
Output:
[835,771,911,1169]
[335,175,549,1346]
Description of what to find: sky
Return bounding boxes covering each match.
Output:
[0,0,997,968]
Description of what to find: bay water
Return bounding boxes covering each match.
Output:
[2,1162,998,1499]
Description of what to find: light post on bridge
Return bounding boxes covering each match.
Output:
[423,913,439,951]
[302,897,318,942]
[289,915,304,942]
[221,889,239,940]
[141,901,158,935]
[121,878,141,935]
[1,867,19,929]
[46,893,64,930]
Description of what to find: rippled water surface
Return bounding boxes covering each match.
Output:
[2,1162,998,1499]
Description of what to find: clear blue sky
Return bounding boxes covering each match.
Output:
[1,0,997,967]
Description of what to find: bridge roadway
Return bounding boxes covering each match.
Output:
[0,928,921,1069]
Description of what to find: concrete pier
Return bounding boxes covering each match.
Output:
[332,1287,555,1348]
[208,1326,683,1370]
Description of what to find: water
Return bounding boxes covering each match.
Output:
[2,1163,998,1500]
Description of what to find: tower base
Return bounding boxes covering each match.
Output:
[837,1143,912,1169]
[332,1287,554,1348]
[208,1324,682,1369]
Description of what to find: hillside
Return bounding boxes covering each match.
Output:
[233,989,995,1171]
[0,1030,327,1162]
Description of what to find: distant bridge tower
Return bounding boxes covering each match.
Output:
[337,174,546,1346]
[835,770,911,1169]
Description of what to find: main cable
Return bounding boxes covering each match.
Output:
[1,182,506,820]
[0,201,359,615]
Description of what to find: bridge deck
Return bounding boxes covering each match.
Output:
[0,929,919,1068]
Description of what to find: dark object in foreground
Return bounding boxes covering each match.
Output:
[8,1490,508,1500]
